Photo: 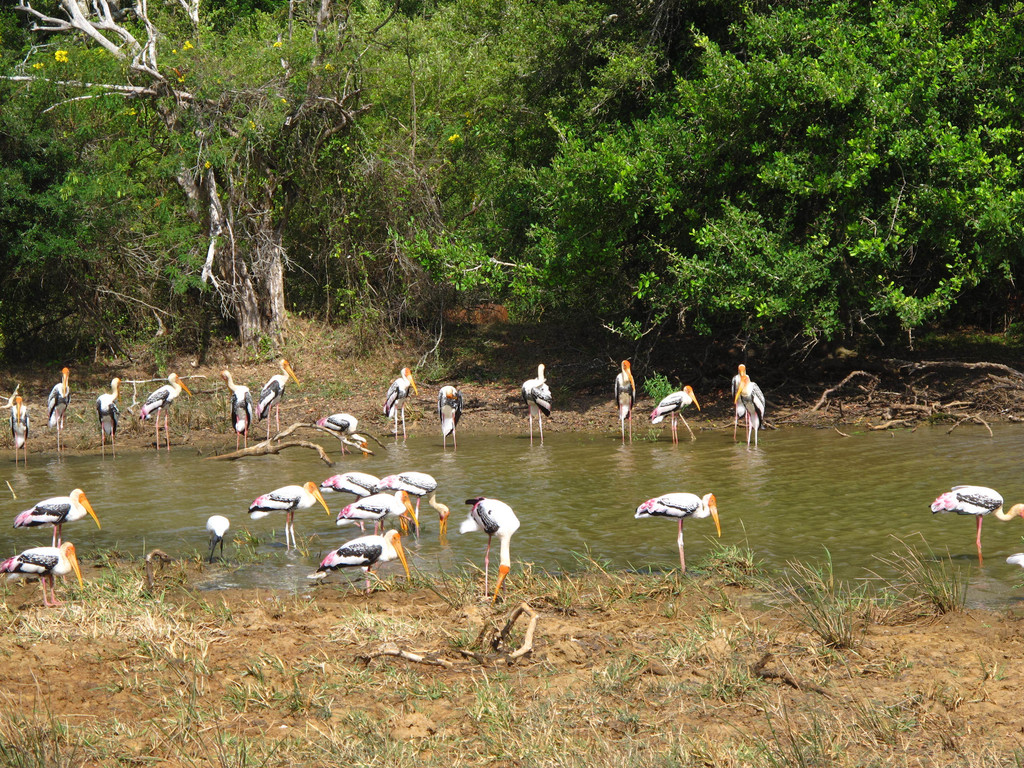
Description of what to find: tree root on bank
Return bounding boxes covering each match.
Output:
[811,371,879,411]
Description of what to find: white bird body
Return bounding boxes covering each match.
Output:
[13,488,100,547]
[522,364,552,445]
[731,364,747,441]
[96,378,120,456]
[139,373,192,450]
[650,386,700,443]
[0,541,83,607]
[315,413,369,455]
[10,396,28,464]
[48,367,70,451]
[734,373,765,447]
[384,367,418,440]
[320,471,382,497]
[248,481,330,550]
[461,497,520,601]
[437,385,463,449]
[221,370,254,449]
[311,529,410,592]
[635,492,720,572]
[257,360,300,438]
[930,485,1024,562]
[614,360,635,444]
[337,491,416,534]
[377,472,450,534]
[1007,553,1024,568]
[206,515,230,562]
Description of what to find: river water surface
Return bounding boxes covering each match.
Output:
[3,424,1024,607]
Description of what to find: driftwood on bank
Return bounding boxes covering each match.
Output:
[811,371,879,411]
[204,422,364,466]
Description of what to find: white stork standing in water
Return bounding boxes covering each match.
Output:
[320,471,382,498]
[309,529,410,593]
[635,492,720,572]
[731,364,747,441]
[9,395,28,465]
[206,515,230,563]
[0,541,83,607]
[461,497,520,602]
[220,370,254,449]
[139,373,193,451]
[258,359,300,439]
[438,385,463,450]
[47,367,71,452]
[96,377,120,456]
[377,472,450,536]
[336,490,417,535]
[315,413,370,455]
[614,360,636,444]
[650,386,700,444]
[733,372,765,447]
[13,488,100,546]
[930,485,1024,564]
[384,367,418,440]
[522,364,552,445]
[248,481,330,551]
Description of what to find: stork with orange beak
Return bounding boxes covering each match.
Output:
[248,481,331,550]
[614,360,636,444]
[461,497,520,602]
[258,359,301,439]
[47,367,71,452]
[384,367,418,440]
[96,378,120,456]
[733,372,765,447]
[13,489,100,546]
[336,490,418,536]
[9,395,28,465]
[221,370,255,449]
[309,530,410,593]
[140,373,193,450]
[635,492,720,572]
[650,386,700,443]
[0,541,83,607]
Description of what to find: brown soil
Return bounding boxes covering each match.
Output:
[2,319,1024,765]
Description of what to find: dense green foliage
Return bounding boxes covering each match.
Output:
[2,0,1023,359]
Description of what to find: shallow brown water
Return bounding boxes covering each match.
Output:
[3,424,1024,605]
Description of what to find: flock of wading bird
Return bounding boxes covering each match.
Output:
[0,359,1020,607]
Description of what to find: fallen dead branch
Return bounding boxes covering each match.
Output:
[811,371,879,411]
[893,359,1024,379]
[359,643,453,669]
[204,422,347,465]
[866,419,913,431]
[947,415,993,437]
[752,653,830,695]
[144,549,172,589]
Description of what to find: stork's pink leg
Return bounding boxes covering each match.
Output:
[483,536,492,597]
[678,519,686,572]
[976,516,984,564]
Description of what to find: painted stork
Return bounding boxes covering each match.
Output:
[248,481,330,550]
[10,396,28,465]
[522,364,552,445]
[377,472,450,536]
[650,386,700,444]
[731,364,747,441]
[734,373,765,447]
[461,497,520,602]
[221,370,254,449]
[139,373,193,450]
[47,367,71,452]
[257,359,300,439]
[1007,553,1024,568]
[320,471,382,498]
[13,489,100,547]
[206,515,230,563]
[96,378,120,456]
[315,413,370,455]
[309,529,410,593]
[0,541,83,607]
[336,490,417,535]
[614,360,636,444]
[930,486,1024,564]
[438,385,463,450]
[384,367,418,440]
[635,492,720,572]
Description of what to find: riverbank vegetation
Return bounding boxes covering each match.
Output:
[0,541,1021,766]
[3,0,1024,368]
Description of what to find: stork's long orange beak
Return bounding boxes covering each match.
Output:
[179,377,193,396]
[401,490,419,529]
[709,494,721,537]
[81,493,100,530]
[284,360,301,386]
[492,564,510,604]
[393,535,411,579]
[686,386,700,411]
[66,544,84,588]
[307,483,332,515]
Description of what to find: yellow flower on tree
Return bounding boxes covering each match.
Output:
[273,41,283,48]
[32,62,44,70]
[54,50,69,63]
[448,133,461,143]
[182,40,194,50]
